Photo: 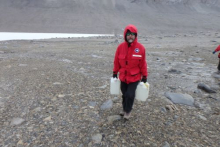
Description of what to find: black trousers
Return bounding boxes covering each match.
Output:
[120,81,139,113]
[218,58,220,70]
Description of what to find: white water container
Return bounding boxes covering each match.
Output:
[110,77,120,95]
[135,82,150,101]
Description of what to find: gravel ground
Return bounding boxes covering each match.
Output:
[0,32,220,146]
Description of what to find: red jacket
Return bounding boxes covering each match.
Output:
[113,24,148,84]
[214,45,220,58]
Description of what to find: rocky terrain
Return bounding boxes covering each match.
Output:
[0,31,220,146]
[1,0,220,146]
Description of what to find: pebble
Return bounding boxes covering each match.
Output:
[17,140,24,145]
[53,82,63,85]
[97,85,107,89]
[91,134,102,143]
[197,83,216,93]
[168,69,181,74]
[88,101,97,107]
[112,97,119,102]
[43,115,52,121]
[58,94,65,98]
[107,115,121,124]
[163,141,171,147]
[198,115,207,121]
[161,107,167,113]
[194,101,212,113]
[10,118,25,126]
[100,99,113,110]
[18,64,28,67]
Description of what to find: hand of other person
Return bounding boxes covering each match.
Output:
[213,51,216,54]
[113,72,117,78]
[141,76,147,83]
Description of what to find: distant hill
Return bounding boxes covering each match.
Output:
[0,0,220,35]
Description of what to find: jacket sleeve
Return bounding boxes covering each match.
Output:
[140,48,148,77]
[113,46,120,74]
[215,45,220,52]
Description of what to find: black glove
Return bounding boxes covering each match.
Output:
[141,76,147,83]
[113,72,117,78]
[213,51,216,54]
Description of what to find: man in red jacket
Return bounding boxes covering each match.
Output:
[213,45,220,70]
[113,24,148,120]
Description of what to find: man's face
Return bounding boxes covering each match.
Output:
[126,32,136,43]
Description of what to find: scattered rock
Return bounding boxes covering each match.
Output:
[167,86,176,90]
[53,82,63,85]
[62,59,72,63]
[112,97,120,102]
[43,115,52,121]
[88,101,97,107]
[92,54,102,58]
[18,64,28,67]
[161,107,167,113]
[194,89,202,94]
[107,115,121,124]
[188,57,204,62]
[168,69,181,74]
[213,73,220,79]
[58,94,65,98]
[114,39,119,43]
[194,101,212,113]
[206,95,218,100]
[162,141,170,147]
[0,96,4,107]
[173,115,179,120]
[165,92,194,106]
[100,99,113,110]
[72,104,79,109]
[212,111,220,115]
[10,118,25,126]
[91,134,102,144]
[198,115,207,121]
[97,85,107,89]
[32,107,41,112]
[17,140,24,145]
[197,83,216,93]
[79,67,85,71]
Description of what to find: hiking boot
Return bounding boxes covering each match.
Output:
[124,112,131,120]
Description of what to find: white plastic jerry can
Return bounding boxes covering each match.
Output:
[135,82,150,101]
[110,77,120,95]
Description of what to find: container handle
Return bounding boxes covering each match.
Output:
[143,83,149,88]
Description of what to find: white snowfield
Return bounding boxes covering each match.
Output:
[0,32,113,41]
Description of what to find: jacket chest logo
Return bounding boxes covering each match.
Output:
[132,54,142,57]
[134,48,139,53]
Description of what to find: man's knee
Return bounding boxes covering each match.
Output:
[125,92,135,100]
